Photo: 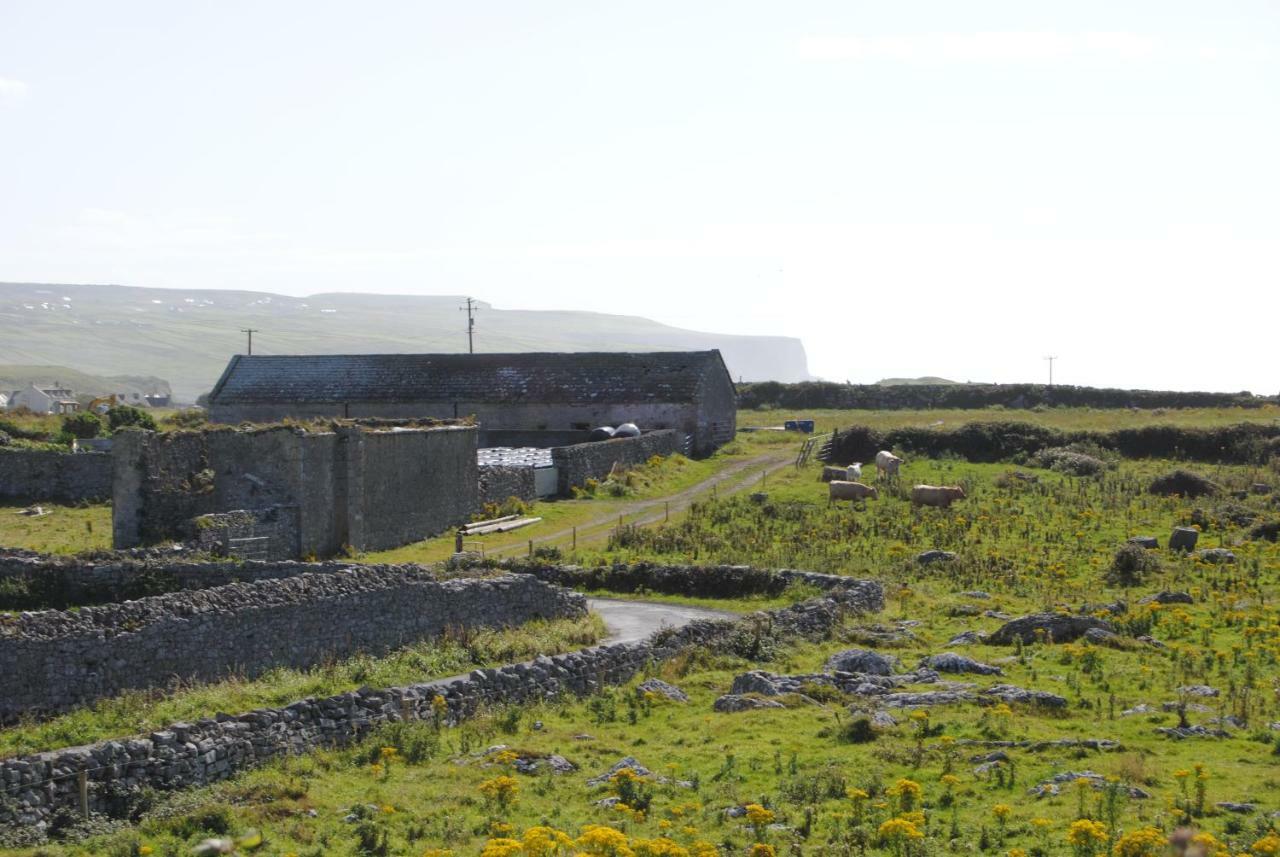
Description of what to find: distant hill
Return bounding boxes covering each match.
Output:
[0,283,812,400]
[876,376,961,386]
[0,365,171,404]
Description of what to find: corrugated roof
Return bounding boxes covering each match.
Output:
[209,351,730,405]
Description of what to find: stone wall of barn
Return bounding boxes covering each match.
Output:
[0,571,882,830]
[0,568,583,722]
[211,402,711,447]
[111,424,477,558]
[0,450,112,503]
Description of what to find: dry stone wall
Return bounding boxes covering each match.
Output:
[0,450,112,503]
[0,568,584,721]
[0,549,363,610]
[551,430,683,495]
[0,571,881,831]
[478,466,538,506]
[500,560,876,600]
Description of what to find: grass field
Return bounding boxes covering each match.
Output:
[742,404,1280,435]
[0,502,110,554]
[3,410,1280,855]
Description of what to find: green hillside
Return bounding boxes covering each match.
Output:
[0,283,811,400]
[0,365,170,403]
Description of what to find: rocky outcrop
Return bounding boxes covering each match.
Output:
[713,695,786,712]
[825,648,898,675]
[986,613,1115,645]
[921,652,1003,676]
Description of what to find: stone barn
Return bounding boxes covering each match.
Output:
[207,351,737,456]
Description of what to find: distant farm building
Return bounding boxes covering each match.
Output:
[7,382,79,414]
[207,351,737,455]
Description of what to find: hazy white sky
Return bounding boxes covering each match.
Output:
[2,2,1277,392]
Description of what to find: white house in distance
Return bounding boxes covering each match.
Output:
[7,382,80,414]
[0,392,8,410]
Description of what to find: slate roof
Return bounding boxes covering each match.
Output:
[209,352,731,405]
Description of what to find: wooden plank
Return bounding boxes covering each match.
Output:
[464,516,542,536]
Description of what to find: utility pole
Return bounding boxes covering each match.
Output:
[1044,355,1058,387]
[241,328,260,355]
[459,298,478,354]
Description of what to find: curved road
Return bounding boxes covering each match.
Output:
[588,597,736,644]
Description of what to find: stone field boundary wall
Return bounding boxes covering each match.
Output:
[478,465,538,506]
[0,568,584,721]
[0,567,882,830]
[551,430,683,495]
[0,549,366,611]
[112,423,478,558]
[499,560,872,600]
[0,450,112,503]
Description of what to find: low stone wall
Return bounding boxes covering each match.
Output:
[501,560,881,601]
[188,506,301,560]
[551,430,683,495]
[0,574,881,830]
[0,569,585,721]
[0,450,112,503]
[0,550,365,611]
[478,466,538,506]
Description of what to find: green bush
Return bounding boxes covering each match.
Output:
[61,411,103,439]
[1107,543,1160,587]
[107,405,157,432]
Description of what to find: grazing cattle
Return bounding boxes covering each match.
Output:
[820,466,847,483]
[830,480,879,501]
[846,463,862,480]
[875,450,904,479]
[911,484,966,508]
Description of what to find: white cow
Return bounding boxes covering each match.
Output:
[846,462,862,480]
[875,450,903,480]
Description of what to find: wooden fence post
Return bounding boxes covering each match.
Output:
[78,770,88,819]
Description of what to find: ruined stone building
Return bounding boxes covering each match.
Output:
[206,351,737,455]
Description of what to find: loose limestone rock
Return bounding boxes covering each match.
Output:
[986,613,1115,645]
[920,652,1003,676]
[713,695,785,713]
[825,648,899,675]
[635,678,688,703]
[982,684,1068,709]
[1168,527,1199,552]
[1197,548,1236,564]
[916,550,956,565]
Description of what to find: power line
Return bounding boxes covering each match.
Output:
[1044,355,1058,387]
[458,298,478,354]
[240,328,260,355]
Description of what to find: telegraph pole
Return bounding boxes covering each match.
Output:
[459,298,478,354]
[241,328,260,355]
[1044,355,1058,387]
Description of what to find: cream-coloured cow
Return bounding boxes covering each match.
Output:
[911,484,966,508]
[829,480,880,501]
